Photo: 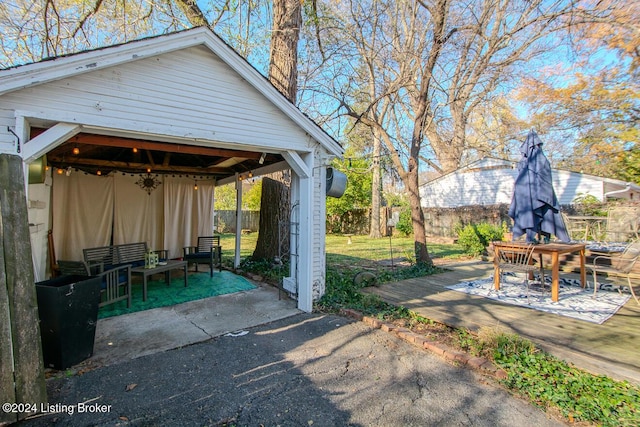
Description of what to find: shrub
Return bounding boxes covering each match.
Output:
[573,193,606,216]
[456,222,503,256]
[395,208,413,236]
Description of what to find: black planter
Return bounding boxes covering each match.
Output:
[35,275,101,370]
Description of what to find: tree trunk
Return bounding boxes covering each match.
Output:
[0,154,47,424]
[369,130,382,238]
[268,0,302,103]
[254,0,301,263]
[252,177,290,262]
[405,164,432,266]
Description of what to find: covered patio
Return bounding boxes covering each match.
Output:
[0,27,343,313]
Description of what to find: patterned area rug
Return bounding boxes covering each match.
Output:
[98,270,256,319]
[447,273,631,324]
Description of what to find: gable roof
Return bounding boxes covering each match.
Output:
[422,156,640,190]
[0,26,342,158]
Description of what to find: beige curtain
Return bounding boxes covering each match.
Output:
[52,171,214,262]
[163,177,215,258]
[195,180,215,236]
[113,173,164,251]
[52,171,114,261]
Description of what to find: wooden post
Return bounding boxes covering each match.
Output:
[0,154,47,424]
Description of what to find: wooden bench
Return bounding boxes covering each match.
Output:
[83,242,167,272]
[183,236,222,277]
[81,242,167,307]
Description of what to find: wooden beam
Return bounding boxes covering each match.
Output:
[283,151,310,178]
[67,133,262,159]
[145,150,155,167]
[162,152,171,167]
[23,123,81,163]
[47,155,230,175]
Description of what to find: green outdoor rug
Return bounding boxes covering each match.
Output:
[98,270,256,319]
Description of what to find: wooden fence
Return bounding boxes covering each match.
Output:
[218,202,632,238]
[215,210,260,233]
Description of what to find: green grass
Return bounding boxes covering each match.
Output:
[218,232,466,267]
[219,231,640,426]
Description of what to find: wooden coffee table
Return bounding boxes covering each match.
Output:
[131,260,188,301]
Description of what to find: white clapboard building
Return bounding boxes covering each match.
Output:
[0,27,344,312]
[420,157,640,208]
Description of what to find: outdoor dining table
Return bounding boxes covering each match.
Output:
[131,260,188,301]
[493,241,587,302]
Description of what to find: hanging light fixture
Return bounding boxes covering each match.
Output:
[132,147,138,153]
[56,168,63,175]
[194,181,198,191]
[72,146,80,155]
[136,172,161,195]
[96,170,102,176]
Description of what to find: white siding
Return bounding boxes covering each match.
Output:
[420,166,517,207]
[0,109,16,154]
[553,170,605,204]
[0,46,310,153]
[312,149,326,300]
[421,164,609,208]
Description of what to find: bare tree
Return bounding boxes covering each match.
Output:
[300,0,584,264]
[251,0,304,263]
[0,1,264,68]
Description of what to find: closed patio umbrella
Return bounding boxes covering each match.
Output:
[508,130,570,243]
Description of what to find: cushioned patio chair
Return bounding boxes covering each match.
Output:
[587,241,640,305]
[494,243,538,303]
[183,236,222,277]
[57,260,132,308]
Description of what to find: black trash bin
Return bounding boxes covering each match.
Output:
[35,275,101,370]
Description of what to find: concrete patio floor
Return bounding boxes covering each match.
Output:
[363,260,640,386]
[84,280,301,369]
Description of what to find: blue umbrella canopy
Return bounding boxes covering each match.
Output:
[508,130,570,243]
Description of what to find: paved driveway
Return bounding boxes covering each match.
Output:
[18,313,564,426]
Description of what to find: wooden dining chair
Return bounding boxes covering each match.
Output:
[495,243,538,303]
